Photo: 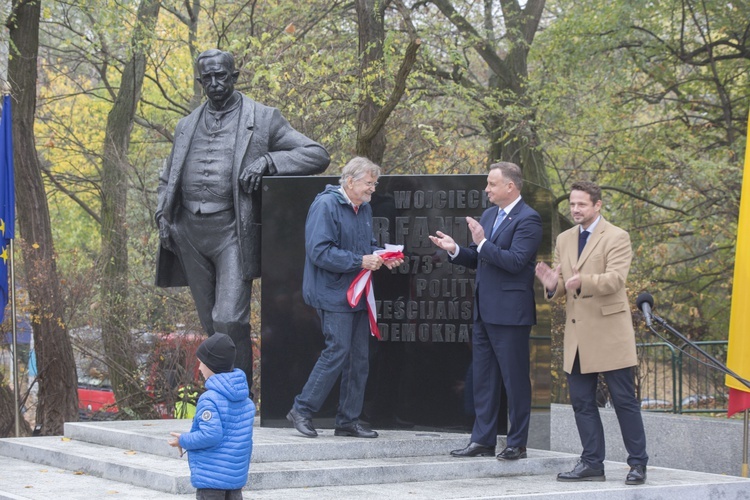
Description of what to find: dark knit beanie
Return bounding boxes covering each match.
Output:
[196,333,236,374]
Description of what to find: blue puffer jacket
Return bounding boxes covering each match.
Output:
[302,185,379,312]
[179,368,255,490]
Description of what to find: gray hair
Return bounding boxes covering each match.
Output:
[489,162,523,191]
[339,156,381,186]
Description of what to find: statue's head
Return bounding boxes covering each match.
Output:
[196,49,240,109]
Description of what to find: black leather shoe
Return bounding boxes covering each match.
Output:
[450,442,496,458]
[626,464,647,485]
[334,423,378,438]
[557,460,606,482]
[286,408,317,438]
[496,446,527,460]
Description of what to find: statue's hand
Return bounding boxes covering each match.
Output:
[240,157,268,193]
[158,217,174,252]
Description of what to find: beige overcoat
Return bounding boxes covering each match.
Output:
[548,217,638,374]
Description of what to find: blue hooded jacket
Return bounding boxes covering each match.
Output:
[302,184,379,312]
[179,368,255,490]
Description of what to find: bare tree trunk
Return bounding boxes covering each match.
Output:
[355,0,387,163]
[160,0,201,109]
[429,0,549,187]
[0,373,32,437]
[6,0,79,435]
[99,0,161,417]
[355,0,421,164]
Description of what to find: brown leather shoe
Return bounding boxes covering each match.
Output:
[496,446,527,460]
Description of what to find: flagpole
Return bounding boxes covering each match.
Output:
[10,238,19,437]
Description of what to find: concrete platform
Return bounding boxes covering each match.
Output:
[0,419,748,499]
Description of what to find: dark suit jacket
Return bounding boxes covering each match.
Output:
[155,93,330,286]
[451,199,543,326]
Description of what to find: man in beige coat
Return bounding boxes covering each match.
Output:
[535,181,648,485]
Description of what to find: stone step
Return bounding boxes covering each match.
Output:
[62,420,476,462]
[0,424,569,494]
[3,452,750,500]
[1,420,749,500]
[0,436,191,494]
[249,451,571,490]
[239,466,750,500]
[1,455,192,500]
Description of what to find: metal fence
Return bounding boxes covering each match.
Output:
[636,341,729,414]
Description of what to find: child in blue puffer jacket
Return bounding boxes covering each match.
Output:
[168,333,255,500]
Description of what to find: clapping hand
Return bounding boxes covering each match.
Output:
[535,262,560,294]
[465,216,486,245]
[429,231,457,253]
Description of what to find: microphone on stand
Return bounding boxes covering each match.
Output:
[636,292,654,327]
[633,291,750,391]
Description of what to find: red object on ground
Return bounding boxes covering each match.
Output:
[78,385,118,413]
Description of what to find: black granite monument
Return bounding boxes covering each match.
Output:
[261,175,553,431]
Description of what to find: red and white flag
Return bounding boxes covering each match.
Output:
[347,245,404,339]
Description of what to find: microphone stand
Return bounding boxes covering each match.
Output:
[650,313,750,391]
[649,312,750,478]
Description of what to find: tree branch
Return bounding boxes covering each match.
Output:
[552,185,688,216]
[428,0,511,87]
[41,167,102,224]
[359,38,422,143]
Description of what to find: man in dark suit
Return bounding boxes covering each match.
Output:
[430,162,542,461]
[155,49,330,391]
[535,181,648,485]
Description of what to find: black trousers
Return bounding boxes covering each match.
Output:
[470,321,532,448]
[196,488,243,500]
[567,353,648,468]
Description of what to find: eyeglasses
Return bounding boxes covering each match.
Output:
[359,180,379,188]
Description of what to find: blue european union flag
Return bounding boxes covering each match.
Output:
[0,94,15,324]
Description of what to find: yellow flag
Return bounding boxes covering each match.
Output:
[726,109,750,417]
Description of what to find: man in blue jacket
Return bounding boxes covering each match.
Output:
[287,157,403,439]
[168,333,255,499]
[430,162,543,461]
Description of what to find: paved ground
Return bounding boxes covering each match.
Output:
[3,454,750,500]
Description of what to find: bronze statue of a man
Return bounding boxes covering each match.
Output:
[156,49,330,393]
